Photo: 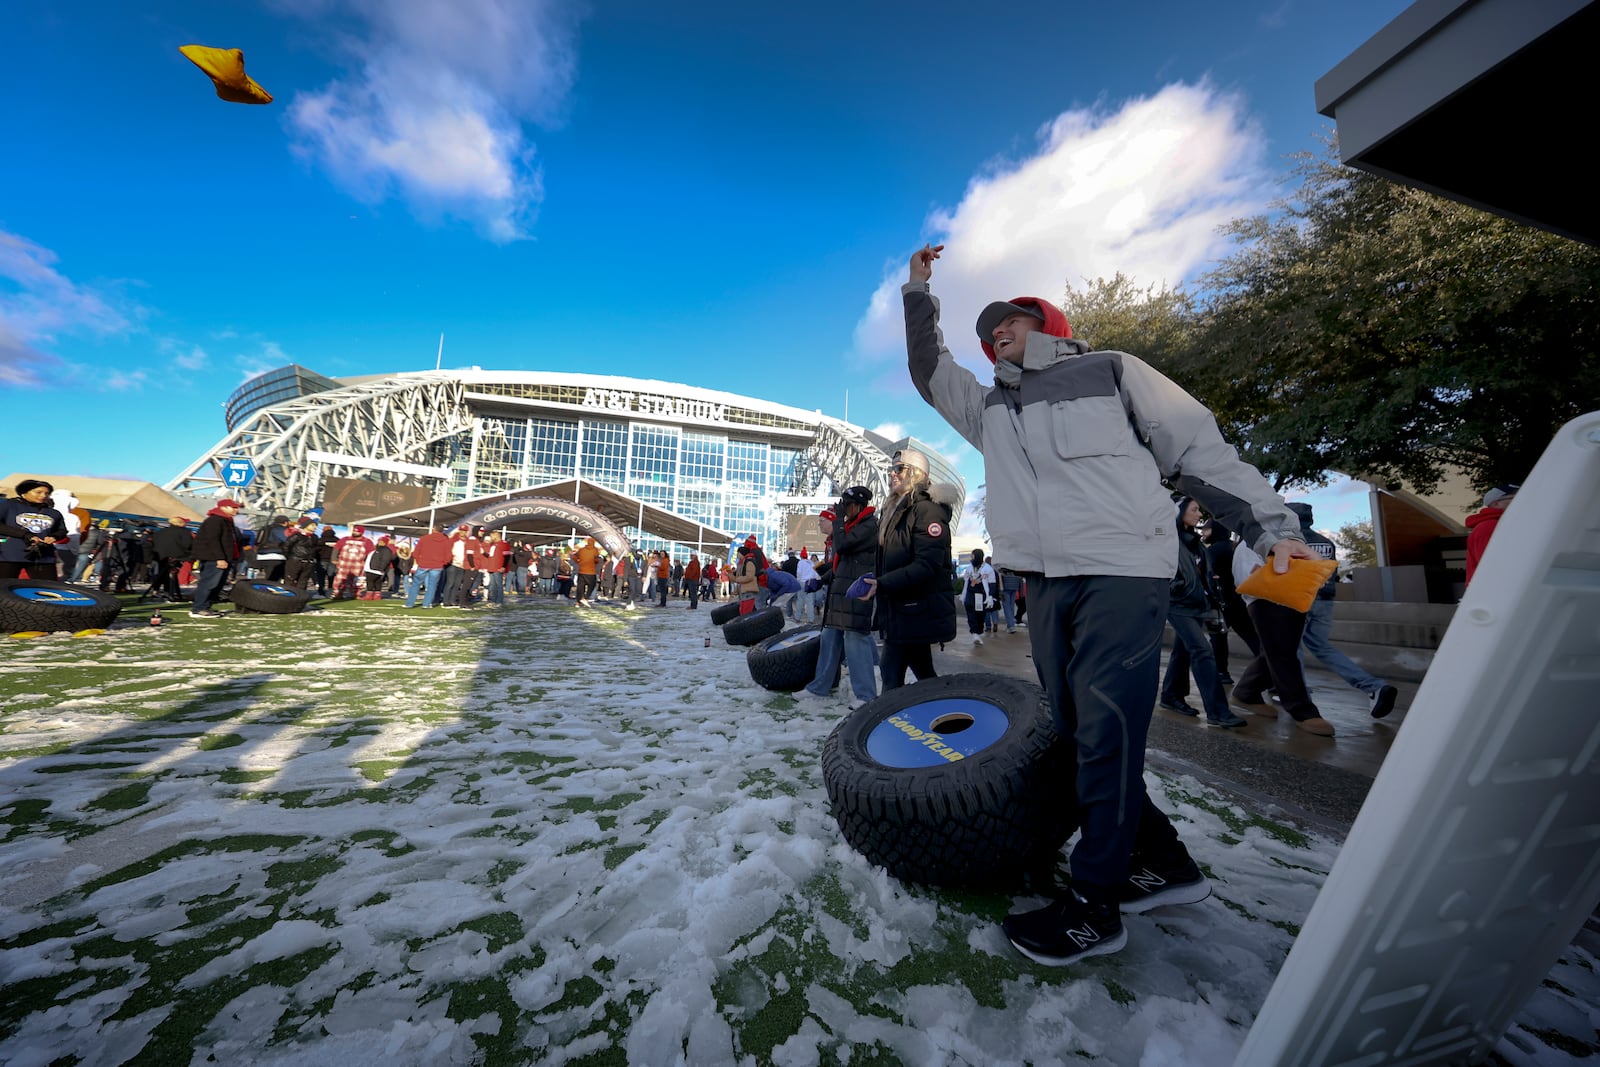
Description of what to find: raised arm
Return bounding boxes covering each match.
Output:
[902,243,986,448]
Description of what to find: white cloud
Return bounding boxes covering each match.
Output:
[160,337,210,370]
[853,82,1268,380]
[955,492,987,543]
[284,0,581,242]
[0,229,133,387]
[104,370,149,392]
[869,421,907,441]
[234,338,293,382]
[1284,474,1372,531]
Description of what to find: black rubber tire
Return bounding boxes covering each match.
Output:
[722,605,785,647]
[0,579,124,633]
[821,672,1077,889]
[746,624,823,691]
[228,580,312,615]
[708,601,742,626]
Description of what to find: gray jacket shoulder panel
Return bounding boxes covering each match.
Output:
[1020,351,1123,406]
[906,286,1302,578]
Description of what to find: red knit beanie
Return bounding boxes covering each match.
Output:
[976,297,1073,363]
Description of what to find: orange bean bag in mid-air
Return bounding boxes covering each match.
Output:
[179,44,273,105]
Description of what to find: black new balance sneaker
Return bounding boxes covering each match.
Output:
[1119,855,1212,914]
[1002,892,1126,967]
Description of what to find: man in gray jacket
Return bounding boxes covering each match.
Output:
[903,242,1312,966]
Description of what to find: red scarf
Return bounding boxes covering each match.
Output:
[829,506,874,567]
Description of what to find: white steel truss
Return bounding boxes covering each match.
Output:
[164,373,473,513]
[165,376,962,530]
[787,416,892,508]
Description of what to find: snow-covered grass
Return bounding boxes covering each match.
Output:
[1,597,1594,1066]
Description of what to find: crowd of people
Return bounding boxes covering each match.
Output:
[0,484,777,617]
[394,526,756,611]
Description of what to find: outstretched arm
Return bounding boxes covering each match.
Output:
[903,243,986,448]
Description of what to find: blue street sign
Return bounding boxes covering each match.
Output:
[220,457,257,489]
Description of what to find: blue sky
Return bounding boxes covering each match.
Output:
[2,0,1406,536]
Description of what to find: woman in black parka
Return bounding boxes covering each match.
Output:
[869,448,957,690]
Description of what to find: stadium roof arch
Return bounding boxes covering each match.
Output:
[164,367,966,545]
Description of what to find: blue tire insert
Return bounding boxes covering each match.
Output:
[866,697,1010,769]
[11,587,100,606]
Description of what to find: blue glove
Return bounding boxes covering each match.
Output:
[845,573,874,599]
[803,579,820,593]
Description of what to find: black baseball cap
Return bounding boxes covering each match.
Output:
[839,486,872,507]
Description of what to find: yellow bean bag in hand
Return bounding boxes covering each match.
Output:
[1236,557,1338,613]
[179,44,273,105]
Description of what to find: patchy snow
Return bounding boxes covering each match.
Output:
[1,597,1594,1065]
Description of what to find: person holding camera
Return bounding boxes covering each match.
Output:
[1159,498,1247,728]
[800,487,880,708]
[0,479,69,580]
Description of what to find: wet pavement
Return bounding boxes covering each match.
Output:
[925,622,1419,834]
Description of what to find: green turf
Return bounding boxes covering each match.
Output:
[4,596,1588,1064]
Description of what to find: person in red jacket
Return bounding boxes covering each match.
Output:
[683,553,702,609]
[331,525,375,600]
[479,530,510,605]
[654,550,671,607]
[408,525,451,608]
[1465,484,1518,585]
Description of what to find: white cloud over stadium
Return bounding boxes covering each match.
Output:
[854,82,1268,379]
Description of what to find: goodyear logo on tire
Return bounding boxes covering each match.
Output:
[15,588,97,605]
[885,716,965,763]
[250,583,296,597]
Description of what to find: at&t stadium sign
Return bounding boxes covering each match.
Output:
[580,388,727,424]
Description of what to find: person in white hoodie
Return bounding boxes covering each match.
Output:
[50,489,85,573]
[793,549,819,622]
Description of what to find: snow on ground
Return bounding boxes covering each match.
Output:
[1,596,1594,1065]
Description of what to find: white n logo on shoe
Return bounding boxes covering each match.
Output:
[1129,868,1167,892]
[1065,924,1102,949]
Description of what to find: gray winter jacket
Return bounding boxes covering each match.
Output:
[904,282,1301,578]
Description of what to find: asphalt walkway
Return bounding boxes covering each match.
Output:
[926,621,1417,834]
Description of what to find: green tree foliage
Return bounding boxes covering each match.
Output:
[1060,273,1196,370]
[1178,147,1600,494]
[1332,519,1377,569]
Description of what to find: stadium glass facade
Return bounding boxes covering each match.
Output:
[224,365,342,431]
[430,391,811,555]
[183,368,965,560]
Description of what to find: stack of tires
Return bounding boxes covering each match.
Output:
[0,579,123,634]
[745,624,824,691]
[821,673,1078,889]
[709,599,785,647]
[227,580,315,615]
